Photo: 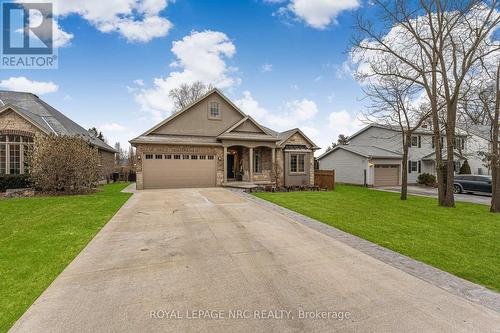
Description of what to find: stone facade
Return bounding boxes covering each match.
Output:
[99,150,116,180]
[281,133,315,186]
[275,148,285,187]
[0,110,43,135]
[1,109,116,179]
[134,144,224,190]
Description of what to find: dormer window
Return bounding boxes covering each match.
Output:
[209,102,221,120]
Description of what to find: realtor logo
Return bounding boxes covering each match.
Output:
[1,1,57,69]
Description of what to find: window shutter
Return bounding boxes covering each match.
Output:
[408,160,412,174]
[432,136,435,149]
[418,136,421,148]
[418,161,421,173]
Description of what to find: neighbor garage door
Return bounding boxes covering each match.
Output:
[143,153,216,189]
[374,164,400,187]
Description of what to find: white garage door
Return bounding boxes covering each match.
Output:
[143,153,216,189]
[374,165,399,187]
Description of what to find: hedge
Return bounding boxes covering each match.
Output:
[0,174,31,192]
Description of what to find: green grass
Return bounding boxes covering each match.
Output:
[0,183,132,333]
[254,185,500,292]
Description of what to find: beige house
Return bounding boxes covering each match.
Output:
[0,91,116,179]
[130,89,320,190]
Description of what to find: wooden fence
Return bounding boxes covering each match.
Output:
[314,170,335,190]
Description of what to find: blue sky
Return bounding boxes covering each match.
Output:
[0,0,368,153]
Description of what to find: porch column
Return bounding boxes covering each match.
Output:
[271,148,278,180]
[272,148,276,176]
[223,146,228,183]
[249,147,253,182]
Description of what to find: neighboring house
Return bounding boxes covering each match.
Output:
[130,89,319,190]
[317,124,487,187]
[465,124,496,176]
[0,91,116,179]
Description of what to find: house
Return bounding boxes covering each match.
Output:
[317,123,487,187]
[0,91,116,179]
[130,89,320,190]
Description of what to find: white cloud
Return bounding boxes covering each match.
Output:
[261,63,273,72]
[134,79,145,86]
[327,110,363,140]
[236,91,318,131]
[0,77,58,95]
[18,0,173,43]
[53,20,74,47]
[277,0,360,29]
[100,123,127,132]
[134,30,238,119]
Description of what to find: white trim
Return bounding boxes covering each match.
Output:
[41,116,58,135]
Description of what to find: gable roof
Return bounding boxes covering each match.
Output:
[132,89,320,149]
[318,145,402,160]
[222,116,268,134]
[141,88,248,137]
[277,128,320,149]
[0,91,116,152]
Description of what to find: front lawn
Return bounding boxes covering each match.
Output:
[254,185,500,292]
[0,183,132,333]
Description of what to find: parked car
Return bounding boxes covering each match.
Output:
[453,175,492,194]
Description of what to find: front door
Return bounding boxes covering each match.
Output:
[227,154,235,179]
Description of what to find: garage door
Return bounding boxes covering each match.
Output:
[374,165,400,187]
[143,153,216,189]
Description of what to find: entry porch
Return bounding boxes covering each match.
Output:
[223,143,277,185]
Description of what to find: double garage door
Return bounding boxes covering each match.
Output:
[143,153,216,189]
[374,164,400,187]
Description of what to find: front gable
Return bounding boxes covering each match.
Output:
[0,108,45,135]
[150,90,245,137]
[232,118,263,134]
[280,130,318,150]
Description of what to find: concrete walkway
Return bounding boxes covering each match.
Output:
[10,188,500,333]
[375,185,491,205]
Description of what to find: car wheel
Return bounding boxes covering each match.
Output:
[453,184,462,194]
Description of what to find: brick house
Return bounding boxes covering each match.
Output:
[0,91,116,179]
[130,89,320,189]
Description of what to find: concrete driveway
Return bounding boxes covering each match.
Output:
[10,188,500,333]
[375,185,492,205]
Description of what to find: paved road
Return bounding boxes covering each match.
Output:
[375,185,491,205]
[10,188,500,332]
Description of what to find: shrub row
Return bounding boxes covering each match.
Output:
[417,173,437,186]
[0,174,31,192]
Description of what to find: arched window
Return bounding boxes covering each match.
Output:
[0,135,33,175]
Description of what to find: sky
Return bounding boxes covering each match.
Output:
[0,0,371,154]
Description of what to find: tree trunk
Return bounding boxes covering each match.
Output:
[442,102,457,208]
[492,163,500,213]
[491,66,500,213]
[401,134,410,200]
[431,109,446,206]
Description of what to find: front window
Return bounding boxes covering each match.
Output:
[453,137,465,151]
[410,136,420,148]
[209,102,220,119]
[290,154,305,173]
[409,160,419,173]
[253,149,262,173]
[0,143,5,174]
[0,135,33,175]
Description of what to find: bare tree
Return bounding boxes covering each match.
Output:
[337,134,350,145]
[364,77,431,200]
[169,81,214,111]
[462,59,500,212]
[352,0,500,207]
